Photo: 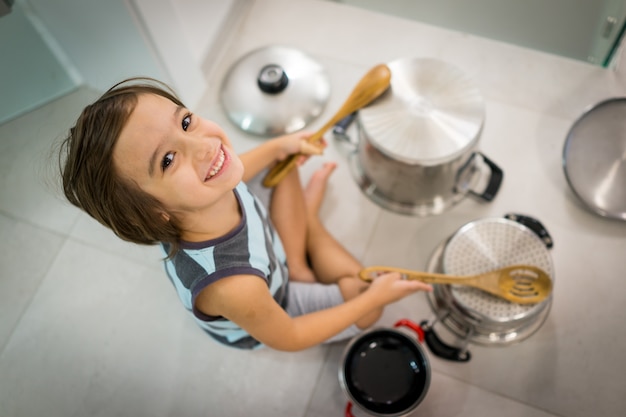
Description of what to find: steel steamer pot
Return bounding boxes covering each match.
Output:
[344,58,503,216]
[420,213,555,361]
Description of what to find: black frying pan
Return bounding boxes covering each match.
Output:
[339,320,431,416]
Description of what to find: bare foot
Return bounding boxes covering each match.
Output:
[304,162,337,216]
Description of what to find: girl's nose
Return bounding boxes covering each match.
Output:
[189,136,209,161]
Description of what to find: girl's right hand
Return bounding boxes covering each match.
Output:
[272,131,326,163]
[366,271,433,306]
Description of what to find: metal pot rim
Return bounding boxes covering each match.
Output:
[356,117,483,166]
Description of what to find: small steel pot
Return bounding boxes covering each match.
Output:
[420,213,555,362]
[339,320,430,417]
[341,58,503,216]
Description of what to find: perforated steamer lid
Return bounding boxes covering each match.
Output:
[442,218,554,322]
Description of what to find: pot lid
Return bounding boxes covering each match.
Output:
[442,218,554,320]
[359,58,485,165]
[563,97,626,221]
[220,46,331,136]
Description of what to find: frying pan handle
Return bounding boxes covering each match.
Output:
[505,213,554,249]
[467,152,504,202]
[420,320,471,362]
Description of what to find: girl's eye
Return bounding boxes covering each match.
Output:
[182,113,192,131]
[161,152,174,171]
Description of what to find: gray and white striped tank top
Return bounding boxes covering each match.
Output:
[161,182,289,349]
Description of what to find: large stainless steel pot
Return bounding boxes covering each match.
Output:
[419,213,555,362]
[343,58,503,216]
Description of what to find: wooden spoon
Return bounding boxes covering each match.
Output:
[262,63,392,187]
[359,264,553,305]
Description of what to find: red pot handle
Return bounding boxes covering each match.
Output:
[393,318,425,343]
[345,401,354,417]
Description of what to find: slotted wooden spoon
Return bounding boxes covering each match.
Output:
[262,63,392,187]
[359,264,553,304]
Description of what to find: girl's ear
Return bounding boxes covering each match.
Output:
[160,211,170,222]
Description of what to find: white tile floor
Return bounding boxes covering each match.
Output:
[2,1,626,416]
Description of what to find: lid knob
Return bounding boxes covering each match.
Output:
[257,64,289,94]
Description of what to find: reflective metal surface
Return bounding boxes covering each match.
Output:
[425,218,554,346]
[359,58,485,165]
[220,46,330,136]
[347,149,481,216]
[345,58,498,216]
[563,97,626,221]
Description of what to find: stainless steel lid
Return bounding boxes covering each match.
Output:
[563,97,626,221]
[358,58,485,165]
[442,218,554,323]
[220,46,331,136]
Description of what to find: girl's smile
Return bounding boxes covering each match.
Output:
[205,146,226,181]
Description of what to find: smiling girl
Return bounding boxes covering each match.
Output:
[59,78,431,351]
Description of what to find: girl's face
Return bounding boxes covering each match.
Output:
[113,93,244,218]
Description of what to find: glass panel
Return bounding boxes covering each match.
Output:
[588,0,626,66]
[333,0,626,67]
[0,3,76,125]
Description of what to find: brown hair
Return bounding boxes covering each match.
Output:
[59,77,185,257]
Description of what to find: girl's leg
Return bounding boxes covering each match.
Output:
[302,163,382,329]
[270,162,382,328]
[269,165,316,282]
[301,163,361,281]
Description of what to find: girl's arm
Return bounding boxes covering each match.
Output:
[238,131,324,182]
[195,272,431,351]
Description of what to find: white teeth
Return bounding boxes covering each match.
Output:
[207,149,225,179]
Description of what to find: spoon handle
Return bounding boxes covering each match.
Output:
[359,266,477,284]
[262,116,341,188]
[262,64,391,188]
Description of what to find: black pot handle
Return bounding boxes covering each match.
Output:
[419,320,471,362]
[504,213,554,249]
[467,152,504,201]
[332,112,359,147]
